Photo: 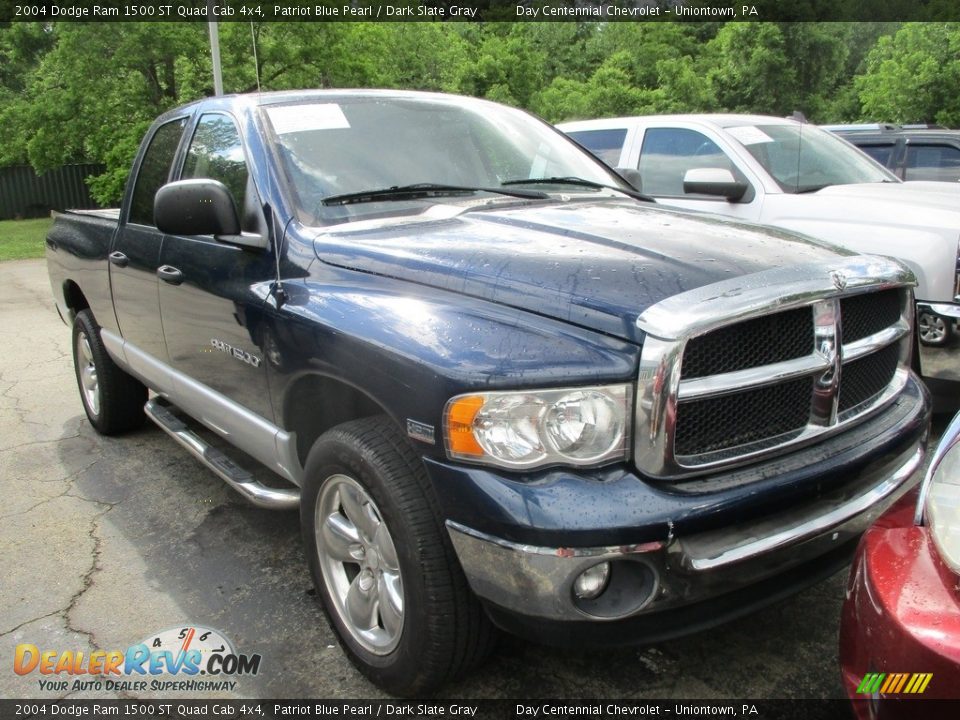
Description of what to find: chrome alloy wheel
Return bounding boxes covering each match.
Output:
[315,474,404,654]
[76,330,100,416]
[919,311,949,345]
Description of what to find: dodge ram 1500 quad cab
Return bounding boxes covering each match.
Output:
[48,91,930,695]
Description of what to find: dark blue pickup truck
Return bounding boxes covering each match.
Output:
[47,90,930,695]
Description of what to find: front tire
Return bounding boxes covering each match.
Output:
[918,310,953,347]
[301,416,495,696]
[72,309,147,434]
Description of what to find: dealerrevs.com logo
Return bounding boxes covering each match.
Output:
[14,626,261,693]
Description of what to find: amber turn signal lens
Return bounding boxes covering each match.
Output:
[446,395,486,457]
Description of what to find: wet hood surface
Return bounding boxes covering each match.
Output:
[311,199,850,343]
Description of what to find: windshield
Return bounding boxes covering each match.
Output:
[728,123,897,193]
[262,95,628,223]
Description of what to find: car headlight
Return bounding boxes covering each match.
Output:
[444,385,631,470]
[922,411,960,574]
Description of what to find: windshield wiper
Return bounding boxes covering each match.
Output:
[322,183,548,207]
[501,176,654,202]
[793,184,831,194]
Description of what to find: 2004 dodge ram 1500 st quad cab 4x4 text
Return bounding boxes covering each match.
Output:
[47,90,931,696]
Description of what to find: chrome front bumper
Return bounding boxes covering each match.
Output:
[446,445,924,623]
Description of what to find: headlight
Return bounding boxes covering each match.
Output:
[922,411,960,574]
[444,385,631,470]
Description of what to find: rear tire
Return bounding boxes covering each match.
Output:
[301,416,496,696]
[72,309,147,434]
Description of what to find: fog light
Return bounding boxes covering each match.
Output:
[573,562,610,599]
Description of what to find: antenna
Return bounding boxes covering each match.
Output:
[250,23,262,93]
[273,214,291,309]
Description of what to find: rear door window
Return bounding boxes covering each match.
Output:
[566,128,628,166]
[128,118,187,226]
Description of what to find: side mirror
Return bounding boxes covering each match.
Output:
[683,168,748,201]
[155,179,240,236]
[155,180,266,250]
[615,167,644,193]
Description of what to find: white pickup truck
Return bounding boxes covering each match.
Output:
[559,115,960,346]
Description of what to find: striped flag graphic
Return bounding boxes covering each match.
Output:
[856,672,933,694]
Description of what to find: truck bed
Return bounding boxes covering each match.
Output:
[46,207,120,335]
[63,207,121,221]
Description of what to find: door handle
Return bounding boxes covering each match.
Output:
[156,265,184,285]
[108,251,128,268]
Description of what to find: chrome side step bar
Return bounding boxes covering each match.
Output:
[144,398,300,510]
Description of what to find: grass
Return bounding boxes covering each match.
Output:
[0,217,54,261]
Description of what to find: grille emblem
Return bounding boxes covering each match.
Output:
[830,270,848,291]
[811,300,842,426]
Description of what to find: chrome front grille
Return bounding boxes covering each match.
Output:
[838,342,901,415]
[674,376,812,457]
[681,307,813,379]
[840,290,901,344]
[634,257,916,480]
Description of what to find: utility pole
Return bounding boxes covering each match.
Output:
[207,0,223,96]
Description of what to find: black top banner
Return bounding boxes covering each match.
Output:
[1,0,959,23]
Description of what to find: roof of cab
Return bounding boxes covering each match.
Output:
[155,88,495,122]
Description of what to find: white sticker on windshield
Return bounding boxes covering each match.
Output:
[266,104,351,134]
[727,126,774,146]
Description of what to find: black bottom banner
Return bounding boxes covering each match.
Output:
[2,699,959,720]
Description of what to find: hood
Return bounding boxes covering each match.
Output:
[900,180,960,199]
[310,199,850,343]
[806,182,960,227]
[762,182,959,303]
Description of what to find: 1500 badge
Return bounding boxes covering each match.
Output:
[210,339,261,368]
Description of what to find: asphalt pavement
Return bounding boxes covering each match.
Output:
[1,258,954,703]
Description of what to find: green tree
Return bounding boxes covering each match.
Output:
[706,23,797,114]
[10,23,208,203]
[589,22,701,89]
[329,23,468,90]
[779,23,851,118]
[533,53,654,122]
[703,22,857,120]
[526,22,602,84]
[653,55,716,113]
[856,22,960,125]
[453,24,546,106]
[817,22,900,122]
[0,23,55,166]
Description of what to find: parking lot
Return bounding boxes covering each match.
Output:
[1,258,954,702]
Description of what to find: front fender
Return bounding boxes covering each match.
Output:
[782,220,952,303]
[266,270,639,462]
[760,194,957,305]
